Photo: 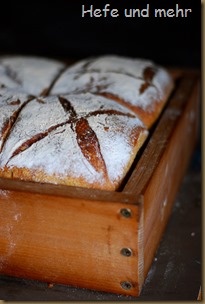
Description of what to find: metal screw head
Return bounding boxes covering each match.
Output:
[120,248,133,257]
[120,208,132,218]
[121,281,133,290]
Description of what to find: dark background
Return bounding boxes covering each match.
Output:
[0,0,201,68]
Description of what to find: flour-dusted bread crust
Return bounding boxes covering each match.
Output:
[51,55,174,128]
[0,88,31,153]
[0,55,174,190]
[0,93,147,190]
[0,56,65,96]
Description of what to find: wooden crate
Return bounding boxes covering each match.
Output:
[0,71,200,296]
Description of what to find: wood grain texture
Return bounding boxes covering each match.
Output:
[123,76,197,194]
[123,71,199,292]
[0,177,139,204]
[0,70,200,296]
[0,190,142,296]
[0,162,201,301]
[143,78,199,278]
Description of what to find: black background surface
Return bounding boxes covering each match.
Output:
[0,0,201,67]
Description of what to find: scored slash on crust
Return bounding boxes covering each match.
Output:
[2,96,139,179]
[71,59,158,96]
[0,96,35,153]
[3,64,22,85]
[58,96,108,178]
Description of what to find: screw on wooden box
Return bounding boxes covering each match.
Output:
[0,70,200,296]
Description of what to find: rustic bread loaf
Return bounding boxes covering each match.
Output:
[0,55,174,190]
[51,55,174,128]
[0,56,65,96]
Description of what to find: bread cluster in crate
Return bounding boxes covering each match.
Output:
[0,56,173,190]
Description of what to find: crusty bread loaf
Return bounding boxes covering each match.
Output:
[0,55,174,190]
[0,56,65,96]
[51,55,174,128]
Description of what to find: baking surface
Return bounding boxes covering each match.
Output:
[0,143,201,301]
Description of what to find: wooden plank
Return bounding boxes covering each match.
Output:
[142,79,199,278]
[123,76,197,194]
[0,177,138,205]
[0,190,142,296]
[197,287,202,300]
[0,160,201,301]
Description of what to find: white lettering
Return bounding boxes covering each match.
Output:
[175,4,184,17]
[124,4,149,18]
[185,8,192,17]
[82,3,192,19]
[82,4,119,18]
[111,8,119,17]
[155,4,193,18]
[82,5,93,17]
[102,4,110,17]
[94,9,102,17]
[124,9,133,17]
[133,9,140,17]
[155,8,166,17]
[141,4,149,17]
[167,9,175,17]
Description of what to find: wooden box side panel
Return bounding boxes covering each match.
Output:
[0,190,143,296]
[143,80,199,278]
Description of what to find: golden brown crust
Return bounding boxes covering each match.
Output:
[0,55,174,191]
[98,92,169,128]
[0,127,147,191]
[0,166,113,191]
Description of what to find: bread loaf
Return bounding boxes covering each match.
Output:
[51,56,174,128]
[0,55,174,190]
[0,56,64,95]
